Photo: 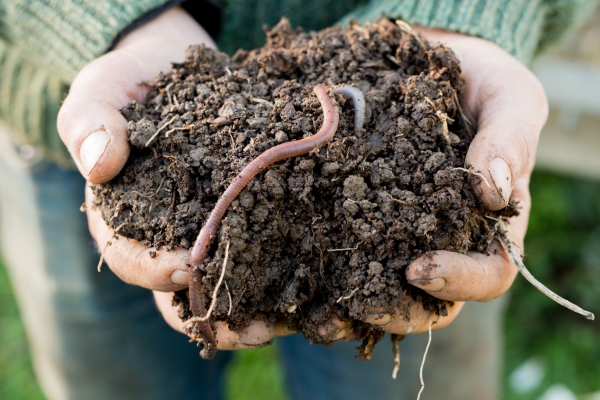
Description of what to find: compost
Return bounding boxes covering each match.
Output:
[92,18,517,359]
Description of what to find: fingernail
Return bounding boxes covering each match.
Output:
[365,313,392,326]
[409,277,446,292]
[488,157,512,205]
[80,129,110,176]
[237,339,274,349]
[170,270,189,286]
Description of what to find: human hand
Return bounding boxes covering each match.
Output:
[344,26,547,338]
[60,7,276,350]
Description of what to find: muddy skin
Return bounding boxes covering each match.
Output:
[93,18,517,359]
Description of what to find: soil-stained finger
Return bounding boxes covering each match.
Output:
[215,317,275,350]
[86,185,190,292]
[406,246,517,302]
[374,300,464,335]
[316,313,362,342]
[154,292,275,349]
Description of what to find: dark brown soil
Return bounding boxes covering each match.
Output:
[92,18,516,358]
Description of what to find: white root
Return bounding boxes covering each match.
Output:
[391,334,403,379]
[452,167,492,189]
[416,318,435,400]
[327,245,359,252]
[497,225,595,320]
[336,288,359,303]
[181,241,231,329]
[145,115,178,147]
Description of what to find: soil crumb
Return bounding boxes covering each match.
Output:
[93,18,516,358]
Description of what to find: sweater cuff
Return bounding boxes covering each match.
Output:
[0,0,177,81]
[340,0,548,65]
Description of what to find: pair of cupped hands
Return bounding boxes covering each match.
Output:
[58,7,547,349]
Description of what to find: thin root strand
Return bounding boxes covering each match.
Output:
[497,227,595,320]
[417,318,435,400]
[452,167,492,189]
[97,239,113,272]
[391,334,404,379]
[336,288,359,303]
[182,240,231,329]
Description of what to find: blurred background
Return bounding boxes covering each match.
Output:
[1,8,599,400]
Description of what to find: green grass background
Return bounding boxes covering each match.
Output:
[1,170,599,400]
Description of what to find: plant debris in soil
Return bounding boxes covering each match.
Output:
[92,18,518,360]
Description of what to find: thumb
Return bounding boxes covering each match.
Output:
[463,55,548,210]
[57,8,215,183]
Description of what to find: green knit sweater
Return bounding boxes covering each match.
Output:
[0,0,597,166]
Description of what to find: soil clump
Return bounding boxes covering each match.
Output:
[93,18,516,359]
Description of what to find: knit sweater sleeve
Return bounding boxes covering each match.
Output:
[340,0,599,64]
[0,0,179,82]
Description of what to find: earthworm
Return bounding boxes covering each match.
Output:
[332,85,366,130]
[188,83,365,359]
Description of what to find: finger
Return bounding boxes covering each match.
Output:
[57,8,216,184]
[215,316,275,350]
[57,42,179,183]
[364,300,463,334]
[405,175,530,302]
[460,44,548,210]
[86,185,189,291]
[406,248,516,302]
[317,313,356,342]
[155,291,275,350]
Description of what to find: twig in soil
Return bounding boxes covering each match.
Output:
[417,318,436,400]
[164,82,174,105]
[145,115,178,147]
[155,177,166,195]
[165,126,192,138]
[351,23,370,39]
[225,281,233,316]
[425,97,454,145]
[395,20,426,48]
[162,192,176,227]
[249,96,274,106]
[182,240,231,327]
[386,54,401,66]
[227,131,236,148]
[484,215,504,223]
[496,224,595,320]
[391,334,404,379]
[391,198,423,211]
[451,167,492,189]
[327,245,359,252]
[453,91,473,137]
[336,288,359,303]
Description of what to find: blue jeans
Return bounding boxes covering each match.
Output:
[0,126,505,400]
